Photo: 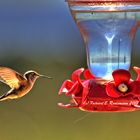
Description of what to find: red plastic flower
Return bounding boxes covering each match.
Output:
[58,68,94,108]
[106,67,140,98]
[58,67,140,112]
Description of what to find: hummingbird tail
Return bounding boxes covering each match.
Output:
[0,93,18,101]
[0,94,7,101]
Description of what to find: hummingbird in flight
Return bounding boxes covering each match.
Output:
[0,67,52,101]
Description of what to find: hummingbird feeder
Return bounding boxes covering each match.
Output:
[58,0,140,112]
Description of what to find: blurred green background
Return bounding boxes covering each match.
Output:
[0,0,140,140]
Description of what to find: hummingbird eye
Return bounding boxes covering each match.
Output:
[32,73,36,77]
[32,72,39,77]
[28,72,38,81]
[24,71,40,81]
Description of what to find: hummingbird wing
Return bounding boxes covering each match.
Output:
[0,67,26,89]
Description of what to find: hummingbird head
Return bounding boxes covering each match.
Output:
[24,70,52,83]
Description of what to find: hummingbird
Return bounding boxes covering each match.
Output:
[0,67,52,101]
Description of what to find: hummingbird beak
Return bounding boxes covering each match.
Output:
[39,74,52,79]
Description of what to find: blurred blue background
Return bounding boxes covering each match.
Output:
[0,0,86,67]
[0,0,140,140]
